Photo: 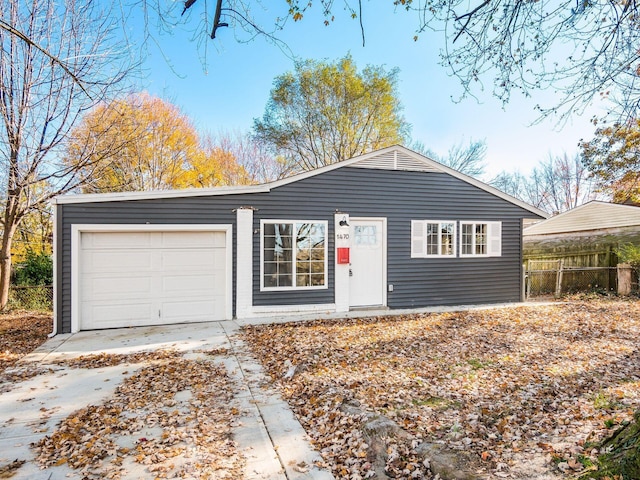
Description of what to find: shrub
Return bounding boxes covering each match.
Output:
[616,243,640,271]
[12,250,53,286]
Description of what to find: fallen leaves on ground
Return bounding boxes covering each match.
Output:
[0,310,51,373]
[242,300,640,479]
[0,459,25,478]
[50,349,184,369]
[0,365,55,394]
[32,351,244,479]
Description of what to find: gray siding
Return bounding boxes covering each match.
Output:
[256,168,529,308]
[57,167,539,333]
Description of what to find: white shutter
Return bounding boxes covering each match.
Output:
[488,221,502,257]
[411,220,425,258]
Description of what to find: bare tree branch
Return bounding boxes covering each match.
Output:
[158,1,640,122]
[0,19,90,98]
[452,0,489,44]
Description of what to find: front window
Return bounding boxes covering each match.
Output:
[461,222,488,256]
[411,220,456,257]
[262,221,327,290]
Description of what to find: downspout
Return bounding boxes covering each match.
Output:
[48,199,58,337]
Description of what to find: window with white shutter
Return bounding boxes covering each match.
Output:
[411,220,456,258]
[460,221,502,257]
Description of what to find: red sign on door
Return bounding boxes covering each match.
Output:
[337,247,350,264]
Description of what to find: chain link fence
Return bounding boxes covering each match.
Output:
[526,260,561,297]
[8,285,53,311]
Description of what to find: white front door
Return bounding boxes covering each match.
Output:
[349,218,386,307]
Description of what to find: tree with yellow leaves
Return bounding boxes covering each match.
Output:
[580,119,640,204]
[175,137,252,188]
[65,93,249,193]
[253,55,409,173]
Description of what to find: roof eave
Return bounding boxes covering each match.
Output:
[52,184,272,205]
[51,145,549,218]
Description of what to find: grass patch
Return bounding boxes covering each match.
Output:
[467,358,490,370]
[593,390,624,411]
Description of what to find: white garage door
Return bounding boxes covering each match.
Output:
[79,230,228,330]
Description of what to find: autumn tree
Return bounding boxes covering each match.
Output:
[492,154,597,214]
[490,170,547,211]
[0,0,131,308]
[580,120,640,204]
[175,135,252,188]
[67,93,199,192]
[253,55,409,172]
[12,193,53,263]
[65,93,249,193]
[413,139,487,178]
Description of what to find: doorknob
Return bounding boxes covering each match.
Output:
[349,269,353,277]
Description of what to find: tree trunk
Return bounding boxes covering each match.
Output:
[0,234,13,310]
[0,196,19,310]
[580,410,640,479]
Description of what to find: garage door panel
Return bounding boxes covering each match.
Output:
[162,297,226,320]
[161,249,218,270]
[161,274,220,294]
[85,275,153,299]
[213,248,226,266]
[78,229,229,330]
[161,231,226,248]
[81,301,156,329]
[82,251,153,273]
[83,232,153,249]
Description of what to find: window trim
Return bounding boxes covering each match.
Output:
[260,219,329,291]
[411,220,457,258]
[459,221,502,257]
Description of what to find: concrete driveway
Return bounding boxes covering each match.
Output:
[0,320,334,480]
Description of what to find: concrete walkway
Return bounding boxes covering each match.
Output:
[0,320,334,480]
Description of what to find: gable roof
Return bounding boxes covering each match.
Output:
[523,201,640,236]
[53,145,547,217]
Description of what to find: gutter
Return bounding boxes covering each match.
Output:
[49,202,58,337]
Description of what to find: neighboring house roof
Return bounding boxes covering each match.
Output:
[523,201,640,236]
[53,145,547,218]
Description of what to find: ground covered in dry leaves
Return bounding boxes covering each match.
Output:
[243,300,640,480]
[0,310,51,372]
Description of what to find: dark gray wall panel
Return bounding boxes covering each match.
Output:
[255,168,532,309]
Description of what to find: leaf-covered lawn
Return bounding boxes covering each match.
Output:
[243,300,640,479]
[0,310,51,373]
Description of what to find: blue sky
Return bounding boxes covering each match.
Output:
[133,3,606,179]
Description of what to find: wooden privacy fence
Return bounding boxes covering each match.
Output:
[524,259,632,299]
